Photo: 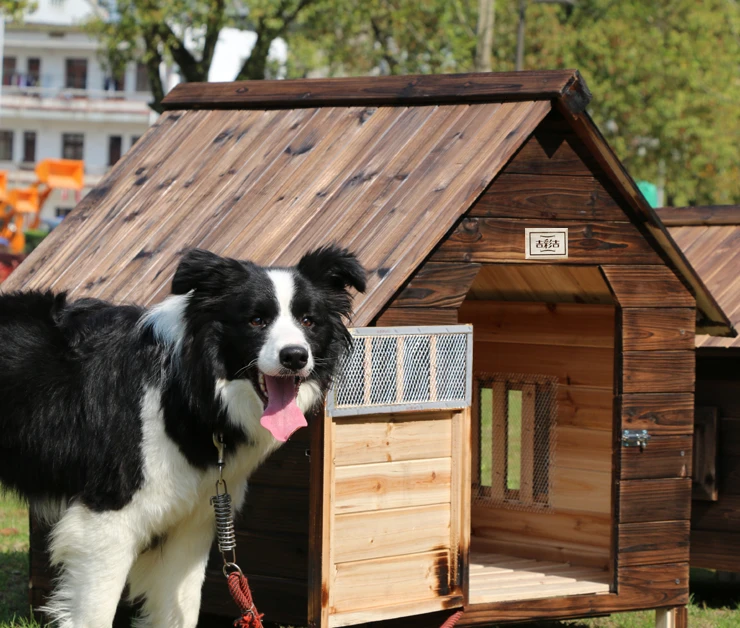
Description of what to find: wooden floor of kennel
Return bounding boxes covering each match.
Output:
[7,71,736,628]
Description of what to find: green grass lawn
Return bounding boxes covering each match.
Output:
[3,491,740,628]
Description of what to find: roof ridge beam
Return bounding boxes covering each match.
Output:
[161,70,591,114]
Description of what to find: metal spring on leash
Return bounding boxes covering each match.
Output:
[211,488,237,554]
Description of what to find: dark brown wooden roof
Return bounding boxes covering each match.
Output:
[3,100,550,324]
[2,72,732,337]
[658,207,740,348]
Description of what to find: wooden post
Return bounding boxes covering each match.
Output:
[656,606,688,628]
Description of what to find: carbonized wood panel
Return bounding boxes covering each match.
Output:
[201,572,307,626]
[434,218,661,265]
[472,175,627,221]
[693,494,740,533]
[160,70,590,111]
[5,110,210,292]
[374,307,459,326]
[620,435,692,480]
[76,109,277,299]
[333,504,451,564]
[458,301,615,349]
[333,412,453,466]
[333,458,452,514]
[690,529,740,572]
[618,521,690,567]
[601,266,694,307]
[622,308,696,351]
[349,100,552,323]
[132,105,397,302]
[619,478,692,524]
[622,351,695,394]
[621,393,694,435]
[392,262,481,309]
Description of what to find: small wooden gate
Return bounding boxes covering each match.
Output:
[312,326,473,628]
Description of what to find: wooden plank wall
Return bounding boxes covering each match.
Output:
[601,265,694,602]
[324,410,468,627]
[692,352,740,571]
[201,427,311,624]
[458,300,615,570]
[369,109,694,624]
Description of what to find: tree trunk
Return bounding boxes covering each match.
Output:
[474,0,495,72]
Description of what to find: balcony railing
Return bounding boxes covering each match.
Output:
[1,73,151,102]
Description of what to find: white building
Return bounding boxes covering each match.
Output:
[0,0,156,222]
[0,1,284,225]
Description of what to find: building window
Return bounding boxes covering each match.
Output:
[65,59,87,89]
[0,131,14,161]
[62,133,84,160]
[3,57,16,86]
[135,62,150,92]
[56,207,74,218]
[27,58,40,86]
[131,135,141,147]
[108,136,122,166]
[23,132,36,163]
[474,373,558,511]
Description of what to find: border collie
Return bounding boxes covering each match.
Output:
[0,246,366,628]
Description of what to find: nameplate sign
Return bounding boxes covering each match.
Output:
[525,228,568,259]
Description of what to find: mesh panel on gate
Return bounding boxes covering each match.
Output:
[331,328,470,414]
[473,372,558,512]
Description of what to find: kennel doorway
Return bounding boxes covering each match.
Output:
[460,297,617,605]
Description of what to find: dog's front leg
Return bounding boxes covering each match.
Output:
[127,508,216,628]
[42,504,140,628]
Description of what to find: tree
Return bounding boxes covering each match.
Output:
[285,0,740,206]
[86,0,316,112]
[283,0,477,77]
[0,0,33,21]
[525,0,740,205]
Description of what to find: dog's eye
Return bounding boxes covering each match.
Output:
[250,317,268,328]
[301,316,314,328]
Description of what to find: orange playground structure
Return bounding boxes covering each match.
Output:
[0,159,84,254]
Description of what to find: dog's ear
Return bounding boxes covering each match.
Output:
[297,246,367,294]
[172,249,248,295]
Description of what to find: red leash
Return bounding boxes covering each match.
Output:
[227,571,264,628]
[440,610,464,627]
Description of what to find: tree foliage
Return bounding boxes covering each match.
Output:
[86,0,315,112]
[0,0,34,21]
[88,0,740,205]
[285,0,740,206]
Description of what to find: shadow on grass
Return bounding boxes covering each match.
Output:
[0,551,32,624]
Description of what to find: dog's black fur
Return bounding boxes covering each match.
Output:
[0,246,366,512]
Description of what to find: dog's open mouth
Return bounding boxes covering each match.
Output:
[254,372,307,442]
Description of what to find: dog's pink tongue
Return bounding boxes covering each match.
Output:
[260,375,307,442]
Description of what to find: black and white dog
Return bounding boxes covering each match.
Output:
[0,246,366,628]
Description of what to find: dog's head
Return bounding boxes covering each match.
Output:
[148,246,366,441]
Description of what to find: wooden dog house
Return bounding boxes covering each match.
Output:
[658,206,740,573]
[4,71,735,627]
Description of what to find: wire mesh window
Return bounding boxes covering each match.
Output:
[473,373,558,511]
[327,326,472,417]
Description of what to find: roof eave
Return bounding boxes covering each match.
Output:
[554,101,736,338]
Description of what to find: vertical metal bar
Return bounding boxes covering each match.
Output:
[430,334,438,402]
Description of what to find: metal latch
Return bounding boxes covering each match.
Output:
[622,429,650,450]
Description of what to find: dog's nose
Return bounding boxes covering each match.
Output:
[280,345,309,371]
